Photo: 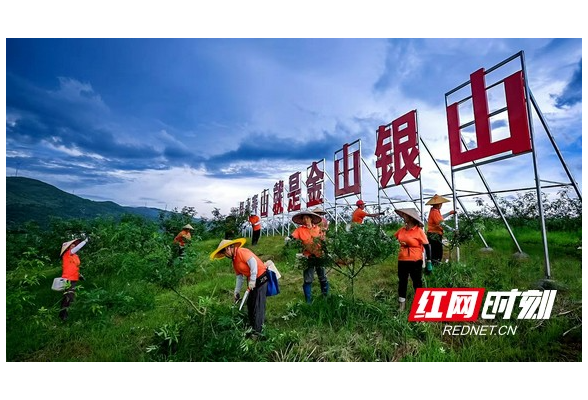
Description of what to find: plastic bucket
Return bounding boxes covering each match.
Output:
[52,277,67,291]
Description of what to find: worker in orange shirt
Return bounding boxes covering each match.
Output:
[174,224,194,258]
[248,214,262,245]
[210,238,268,338]
[59,236,89,321]
[425,194,456,267]
[287,210,329,303]
[352,199,384,224]
[394,208,431,312]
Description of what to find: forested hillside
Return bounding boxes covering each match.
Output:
[6,177,163,229]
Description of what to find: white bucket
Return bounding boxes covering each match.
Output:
[52,277,67,291]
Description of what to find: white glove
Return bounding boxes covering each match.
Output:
[284,237,292,244]
[248,281,256,290]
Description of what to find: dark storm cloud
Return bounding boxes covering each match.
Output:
[6,73,203,175]
[204,131,343,178]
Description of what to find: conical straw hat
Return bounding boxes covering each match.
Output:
[292,211,322,225]
[394,208,424,227]
[310,206,326,215]
[425,194,450,205]
[60,238,81,257]
[209,238,247,260]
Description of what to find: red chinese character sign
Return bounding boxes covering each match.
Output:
[375,124,393,188]
[306,160,325,206]
[446,68,532,167]
[443,52,573,280]
[375,110,422,188]
[251,194,259,215]
[260,189,269,218]
[287,172,302,212]
[334,142,361,198]
[273,180,284,215]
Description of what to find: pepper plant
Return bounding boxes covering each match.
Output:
[324,223,398,297]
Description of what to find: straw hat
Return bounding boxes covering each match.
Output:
[425,194,450,206]
[394,208,424,227]
[209,238,247,260]
[292,210,322,225]
[310,206,327,215]
[182,224,194,230]
[60,238,81,257]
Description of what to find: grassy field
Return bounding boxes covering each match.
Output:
[5,223,582,362]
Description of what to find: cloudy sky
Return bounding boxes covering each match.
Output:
[5,38,582,218]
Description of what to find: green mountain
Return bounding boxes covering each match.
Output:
[6,177,164,229]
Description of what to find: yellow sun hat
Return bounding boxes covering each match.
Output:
[209,238,247,260]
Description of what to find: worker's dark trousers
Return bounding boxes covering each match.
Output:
[247,280,268,333]
[397,260,422,300]
[427,233,443,265]
[59,280,77,321]
[252,229,261,245]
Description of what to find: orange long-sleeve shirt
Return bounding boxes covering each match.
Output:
[61,239,87,281]
[352,208,368,224]
[249,215,262,231]
[394,225,429,262]
[292,225,323,257]
[427,208,444,235]
[174,229,192,246]
[232,247,267,278]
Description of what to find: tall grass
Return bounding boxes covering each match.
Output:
[5,222,582,361]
